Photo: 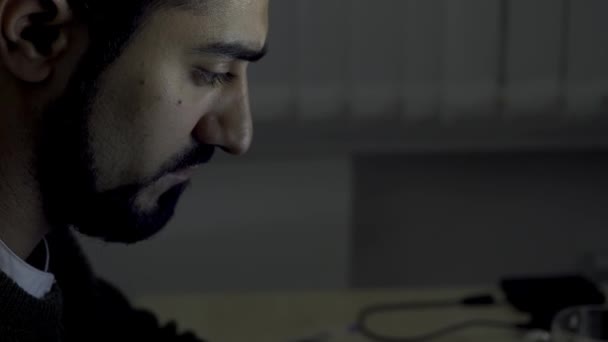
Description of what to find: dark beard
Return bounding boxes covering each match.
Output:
[69,181,190,244]
[35,33,215,244]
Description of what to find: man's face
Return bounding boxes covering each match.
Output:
[38,0,269,243]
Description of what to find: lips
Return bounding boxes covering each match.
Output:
[166,145,215,175]
[170,166,199,181]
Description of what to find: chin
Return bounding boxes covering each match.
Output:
[73,182,189,244]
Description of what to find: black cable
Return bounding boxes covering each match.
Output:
[286,294,527,342]
[353,294,528,342]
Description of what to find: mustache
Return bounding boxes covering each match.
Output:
[149,144,216,184]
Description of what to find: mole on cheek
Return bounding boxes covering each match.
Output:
[139,79,145,86]
[177,99,183,106]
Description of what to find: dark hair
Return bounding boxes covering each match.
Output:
[62,0,200,71]
[64,1,158,70]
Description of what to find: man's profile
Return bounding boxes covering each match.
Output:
[0,0,268,340]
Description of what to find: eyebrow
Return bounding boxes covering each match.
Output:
[191,42,268,62]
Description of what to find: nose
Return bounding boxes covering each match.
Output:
[192,80,253,155]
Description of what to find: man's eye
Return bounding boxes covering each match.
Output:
[192,68,235,87]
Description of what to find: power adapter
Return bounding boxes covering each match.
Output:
[500,274,606,330]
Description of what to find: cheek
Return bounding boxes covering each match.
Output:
[87,79,185,190]
[143,93,217,158]
[89,60,217,190]
[161,82,218,142]
[139,100,193,172]
[88,88,143,190]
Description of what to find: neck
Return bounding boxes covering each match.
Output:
[0,87,50,260]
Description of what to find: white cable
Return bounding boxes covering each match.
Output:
[42,237,50,272]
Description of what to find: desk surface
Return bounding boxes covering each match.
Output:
[134,287,530,342]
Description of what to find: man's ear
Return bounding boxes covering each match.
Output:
[0,0,73,83]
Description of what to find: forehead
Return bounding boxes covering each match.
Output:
[159,0,269,49]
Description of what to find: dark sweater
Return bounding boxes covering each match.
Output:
[0,228,205,342]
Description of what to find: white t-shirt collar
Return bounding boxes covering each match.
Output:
[0,237,55,299]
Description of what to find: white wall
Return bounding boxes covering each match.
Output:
[353,150,608,287]
[250,0,608,122]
